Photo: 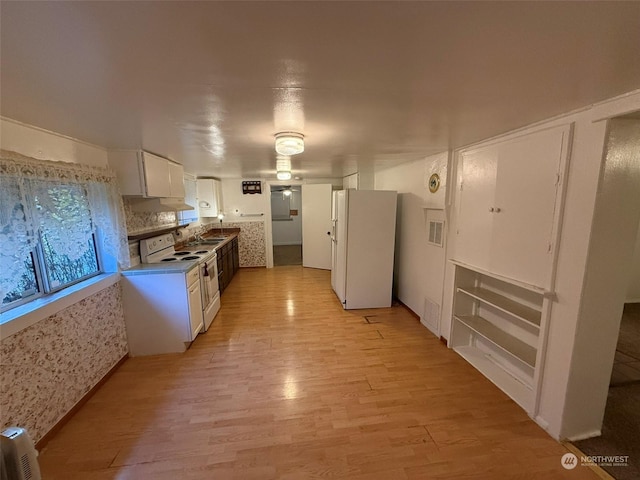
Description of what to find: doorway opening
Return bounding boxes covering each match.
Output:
[572,113,640,480]
[270,185,302,266]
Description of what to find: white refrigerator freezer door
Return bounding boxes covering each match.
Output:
[331,190,347,306]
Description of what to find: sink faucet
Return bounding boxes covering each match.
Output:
[195,233,204,243]
[218,213,225,236]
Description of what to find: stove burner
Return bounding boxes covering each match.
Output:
[181,256,200,261]
[174,251,192,256]
[161,258,177,262]
[195,250,209,254]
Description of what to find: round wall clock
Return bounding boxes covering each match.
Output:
[428,173,440,193]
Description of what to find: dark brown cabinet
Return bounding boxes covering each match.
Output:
[216,237,239,294]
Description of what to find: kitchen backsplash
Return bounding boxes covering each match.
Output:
[0,283,128,443]
[123,197,266,267]
[223,221,266,267]
[123,200,177,235]
[175,221,266,267]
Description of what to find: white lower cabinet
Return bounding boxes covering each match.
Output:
[121,265,204,356]
[187,269,204,340]
[450,262,551,414]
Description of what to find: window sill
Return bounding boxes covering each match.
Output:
[0,273,121,340]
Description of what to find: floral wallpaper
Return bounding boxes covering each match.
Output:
[123,199,177,235]
[122,197,266,267]
[0,283,128,443]
[221,221,266,267]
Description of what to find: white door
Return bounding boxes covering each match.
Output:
[490,127,567,287]
[302,184,333,269]
[454,146,498,271]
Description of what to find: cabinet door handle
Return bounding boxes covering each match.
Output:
[489,207,495,212]
[495,207,501,213]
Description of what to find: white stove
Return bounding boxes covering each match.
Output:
[138,233,221,332]
[140,233,214,264]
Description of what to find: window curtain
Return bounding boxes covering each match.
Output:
[0,150,130,299]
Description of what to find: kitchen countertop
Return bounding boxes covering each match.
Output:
[122,233,238,276]
[121,260,200,276]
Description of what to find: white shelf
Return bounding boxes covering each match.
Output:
[450,259,554,297]
[455,315,537,368]
[457,287,541,328]
[454,345,533,412]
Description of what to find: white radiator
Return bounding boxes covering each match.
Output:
[0,427,41,480]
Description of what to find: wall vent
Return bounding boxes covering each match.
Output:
[428,220,444,247]
[422,297,440,334]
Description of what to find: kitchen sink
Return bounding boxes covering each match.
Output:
[184,237,227,247]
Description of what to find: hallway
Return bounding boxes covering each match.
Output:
[38,267,595,479]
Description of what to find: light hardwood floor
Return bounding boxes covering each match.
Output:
[39,267,596,479]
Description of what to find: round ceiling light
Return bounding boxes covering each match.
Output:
[276,171,292,180]
[275,132,304,156]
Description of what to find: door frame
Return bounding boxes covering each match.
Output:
[263,180,304,269]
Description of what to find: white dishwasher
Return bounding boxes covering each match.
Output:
[121,263,204,356]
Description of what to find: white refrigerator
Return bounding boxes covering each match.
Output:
[331,189,398,309]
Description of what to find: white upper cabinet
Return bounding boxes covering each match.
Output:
[142,152,171,197]
[196,178,223,218]
[108,150,184,198]
[168,161,185,198]
[453,125,571,289]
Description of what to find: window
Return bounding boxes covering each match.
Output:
[1,180,101,311]
[1,151,130,316]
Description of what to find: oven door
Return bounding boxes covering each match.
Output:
[201,254,220,331]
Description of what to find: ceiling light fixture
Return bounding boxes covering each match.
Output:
[275,132,304,156]
[276,156,292,180]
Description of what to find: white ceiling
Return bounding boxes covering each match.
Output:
[1,1,639,179]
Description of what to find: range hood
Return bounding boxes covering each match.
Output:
[128,197,195,212]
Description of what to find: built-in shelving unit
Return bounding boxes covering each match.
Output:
[450,264,551,414]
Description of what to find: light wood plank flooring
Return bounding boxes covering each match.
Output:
[39,267,596,479]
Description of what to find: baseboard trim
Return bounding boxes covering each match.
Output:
[394,298,420,321]
[439,336,448,347]
[36,353,128,450]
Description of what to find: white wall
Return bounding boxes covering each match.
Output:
[220,178,268,223]
[1,117,107,167]
[271,190,302,245]
[375,152,448,336]
[562,118,640,439]
[627,222,640,303]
